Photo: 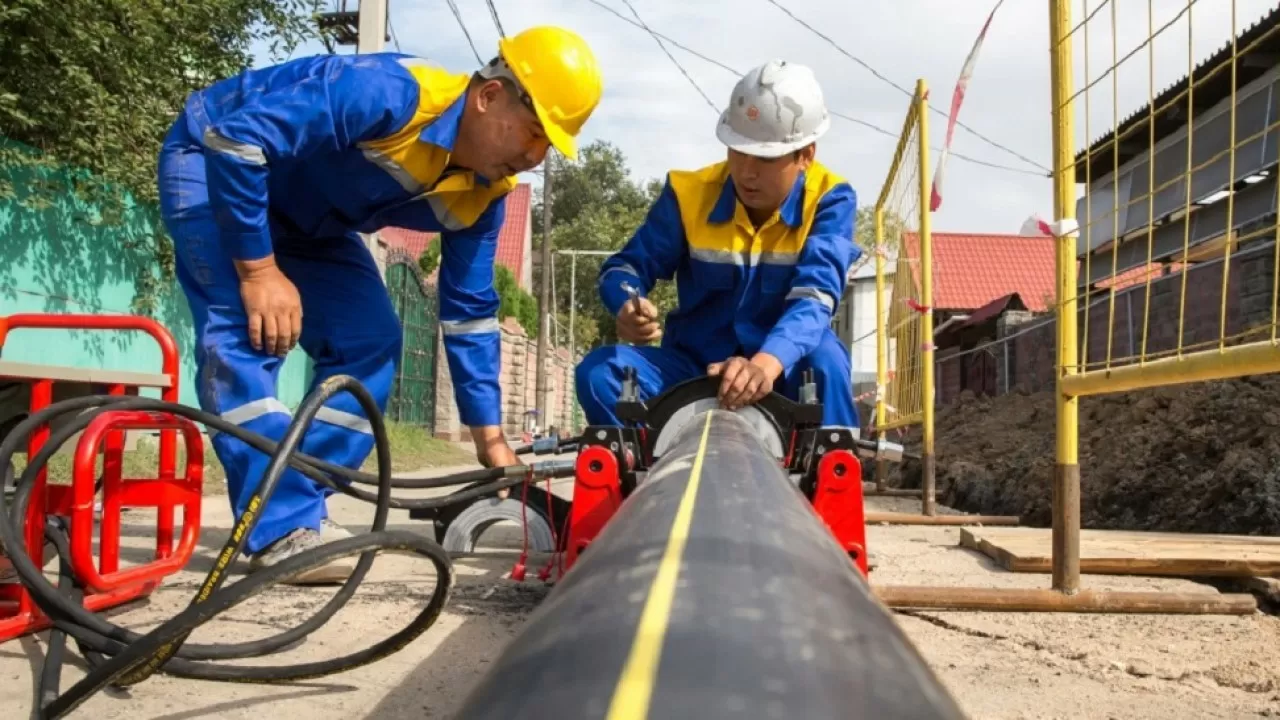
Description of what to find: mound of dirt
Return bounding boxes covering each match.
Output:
[885,375,1280,534]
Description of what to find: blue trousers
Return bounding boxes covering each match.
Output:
[576,329,859,428]
[158,122,402,554]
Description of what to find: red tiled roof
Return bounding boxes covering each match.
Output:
[379,227,438,260]
[495,184,533,286]
[902,232,1057,312]
[379,183,534,289]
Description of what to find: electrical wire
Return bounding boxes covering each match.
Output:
[390,15,403,52]
[485,0,506,38]
[444,0,484,64]
[5,383,575,719]
[583,0,1050,179]
[618,0,720,115]
[761,0,1052,174]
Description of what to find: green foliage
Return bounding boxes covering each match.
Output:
[0,0,327,311]
[418,239,441,276]
[534,141,674,352]
[532,141,652,236]
[859,206,909,252]
[494,264,538,337]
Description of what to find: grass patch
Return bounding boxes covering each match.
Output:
[12,438,226,491]
[7,421,471,494]
[360,422,473,473]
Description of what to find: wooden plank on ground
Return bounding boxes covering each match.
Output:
[960,527,1280,578]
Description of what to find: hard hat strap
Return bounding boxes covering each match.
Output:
[478,56,536,115]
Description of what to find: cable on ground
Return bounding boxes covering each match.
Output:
[1,377,575,719]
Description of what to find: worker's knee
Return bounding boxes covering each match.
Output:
[332,310,403,369]
[575,346,622,403]
[800,334,853,386]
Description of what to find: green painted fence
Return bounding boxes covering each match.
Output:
[0,141,311,409]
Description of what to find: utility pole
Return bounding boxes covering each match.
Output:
[357,0,388,53]
[555,249,615,363]
[535,153,554,423]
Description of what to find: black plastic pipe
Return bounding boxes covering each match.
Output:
[453,409,966,720]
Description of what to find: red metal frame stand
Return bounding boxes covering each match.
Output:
[811,449,869,576]
[0,314,203,642]
[564,445,623,571]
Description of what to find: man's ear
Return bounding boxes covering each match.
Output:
[472,78,506,114]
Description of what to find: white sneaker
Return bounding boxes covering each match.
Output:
[248,528,353,585]
[320,517,354,542]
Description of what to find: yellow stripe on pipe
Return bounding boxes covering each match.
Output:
[605,411,714,720]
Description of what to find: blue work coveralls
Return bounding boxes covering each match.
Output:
[577,160,861,428]
[157,54,512,553]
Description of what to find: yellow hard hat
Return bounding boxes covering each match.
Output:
[498,26,603,160]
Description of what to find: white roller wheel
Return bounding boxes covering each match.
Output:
[441,497,557,555]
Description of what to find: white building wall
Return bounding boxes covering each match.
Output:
[837,251,897,386]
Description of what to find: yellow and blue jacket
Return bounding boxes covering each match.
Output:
[598,160,859,372]
[179,53,512,427]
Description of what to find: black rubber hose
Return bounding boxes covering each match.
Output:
[0,379,573,719]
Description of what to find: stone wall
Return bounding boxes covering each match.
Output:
[433,317,580,442]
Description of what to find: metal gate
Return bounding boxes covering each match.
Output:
[384,250,439,430]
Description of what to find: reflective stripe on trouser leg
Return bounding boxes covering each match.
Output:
[163,160,333,555]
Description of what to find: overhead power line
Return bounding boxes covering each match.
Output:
[584,0,1049,179]
[444,0,483,64]
[484,0,506,37]
[618,0,721,115]
[761,0,1051,174]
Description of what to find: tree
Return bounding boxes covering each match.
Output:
[0,0,327,310]
[532,141,652,236]
[418,239,441,276]
[495,264,538,337]
[532,140,678,352]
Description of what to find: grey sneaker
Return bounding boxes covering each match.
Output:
[248,528,353,585]
[320,517,354,542]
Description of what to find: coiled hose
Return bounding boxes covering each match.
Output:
[0,375,575,719]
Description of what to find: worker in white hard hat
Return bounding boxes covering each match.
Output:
[577,59,860,428]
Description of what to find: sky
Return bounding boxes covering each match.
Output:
[253,0,1280,235]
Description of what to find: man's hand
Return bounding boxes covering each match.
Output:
[236,256,302,357]
[473,426,521,499]
[616,296,662,344]
[707,353,784,410]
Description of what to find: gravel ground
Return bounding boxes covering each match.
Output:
[1,469,1277,719]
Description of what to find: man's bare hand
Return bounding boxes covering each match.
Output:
[707,353,784,410]
[616,296,662,344]
[236,257,302,357]
[473,426,521,499]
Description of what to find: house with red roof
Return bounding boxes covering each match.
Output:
[376,183,535,290]
[899,231,1057,404]
[837,230,1059,410]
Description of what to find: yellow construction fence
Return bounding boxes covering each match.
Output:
[872,79,936,514]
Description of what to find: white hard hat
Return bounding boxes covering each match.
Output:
[716,59,831,158]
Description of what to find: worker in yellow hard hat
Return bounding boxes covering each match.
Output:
[156,26,602,584]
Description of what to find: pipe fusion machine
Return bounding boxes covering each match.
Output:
[447,373,966,720]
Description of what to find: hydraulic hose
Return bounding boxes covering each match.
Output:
[0,377,575,719]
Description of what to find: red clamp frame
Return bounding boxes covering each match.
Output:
[0,313,199,642]
[811,449,869,576]
[564,445,624,571]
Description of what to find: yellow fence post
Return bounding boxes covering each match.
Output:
[1048,0,1080,594]
[915,79,936,517]
[874,208,888,492]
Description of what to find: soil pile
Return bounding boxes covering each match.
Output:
[887,375,1280,534]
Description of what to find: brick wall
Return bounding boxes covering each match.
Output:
[432,317,580,442]
[937,241,1278,403]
